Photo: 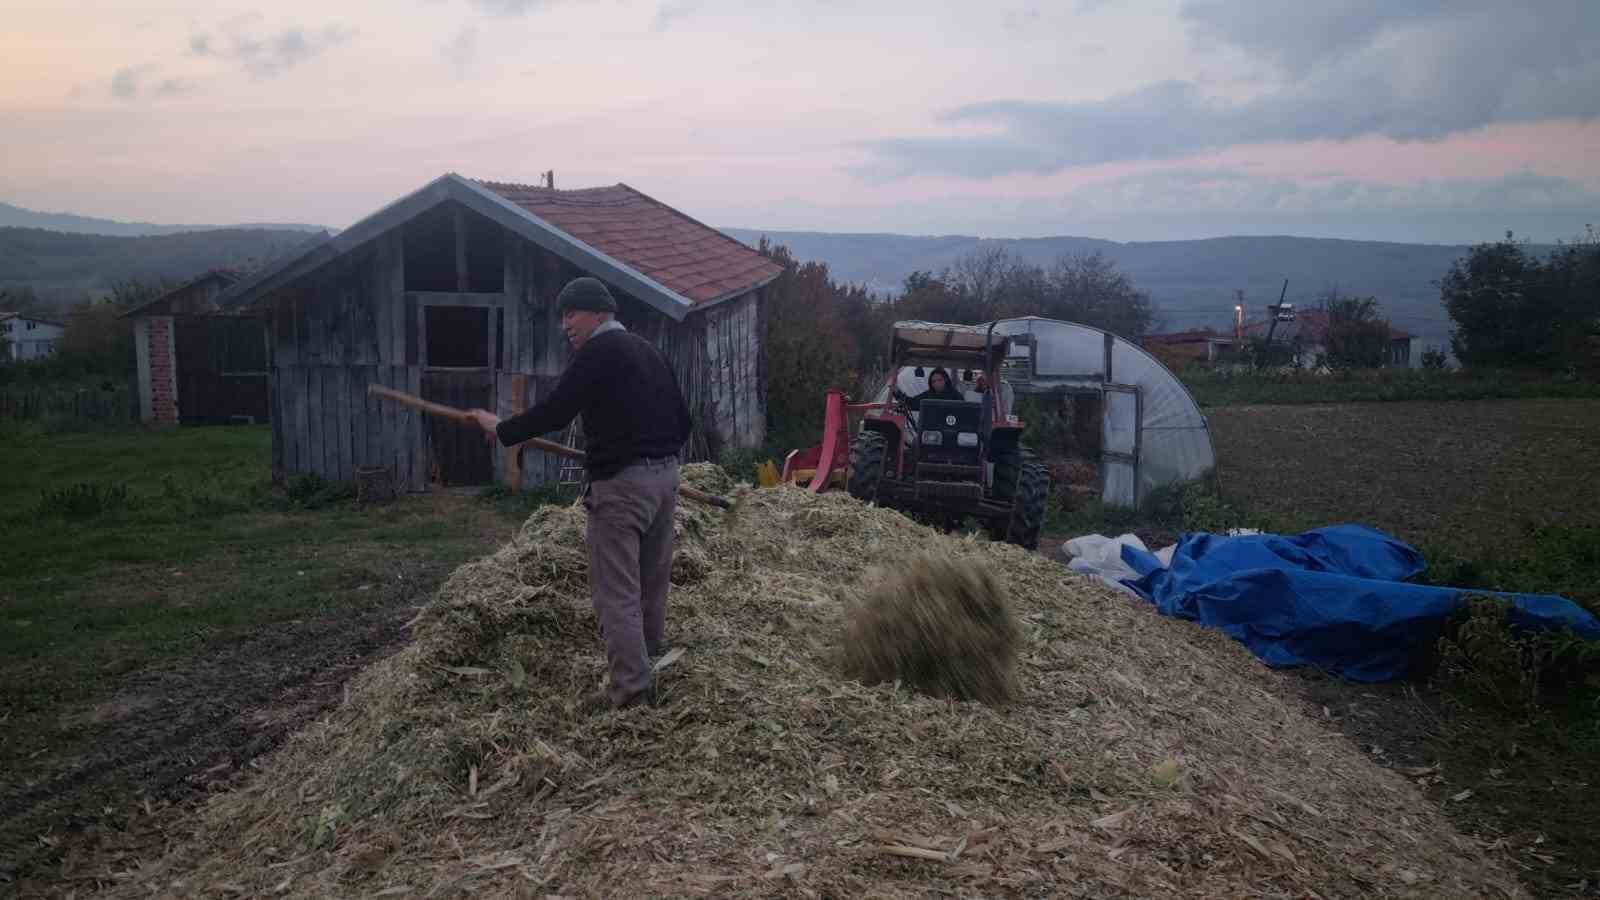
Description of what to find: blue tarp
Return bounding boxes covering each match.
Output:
[1119,524,1600,682]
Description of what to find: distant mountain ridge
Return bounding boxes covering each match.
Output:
[0,201,328,238]
[0,226,324,304]
[0,199,1497,351]
[718,228,1521,350]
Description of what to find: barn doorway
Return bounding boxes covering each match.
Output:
[421,304,496,486]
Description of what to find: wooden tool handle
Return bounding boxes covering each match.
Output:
[678,485,733,509]
[366,384,474,423]
[366,382,734,509]
[519,435,585,461]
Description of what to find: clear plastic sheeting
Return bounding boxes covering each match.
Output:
[989,316,1217,508]
[1103,460,1136,507]
[1102,389,1138,456]
[992,318,1106,380]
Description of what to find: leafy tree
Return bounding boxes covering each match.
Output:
[1318,293,1391,369]
[0,285,52,317]
[58,300,134,374]
[903,248,1154,338]
[1440,229,1599,371]
[1041,251,1154,339]
[896,270,971,324]
[757,240,861,451]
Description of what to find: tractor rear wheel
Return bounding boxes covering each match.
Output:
[1003,460,1050,550]
[847,430,887,503]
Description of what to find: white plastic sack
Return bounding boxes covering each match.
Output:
[1061,533,1178,596]
[1062,533,1146,596]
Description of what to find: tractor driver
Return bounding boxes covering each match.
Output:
[902,367,963,411]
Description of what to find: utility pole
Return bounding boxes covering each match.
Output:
[1261,279,1294,368]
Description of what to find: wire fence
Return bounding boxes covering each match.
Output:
[0,382,137,424]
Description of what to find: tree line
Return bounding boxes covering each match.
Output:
[758,227,1599,447]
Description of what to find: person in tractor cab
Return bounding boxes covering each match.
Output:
[900,367,964,411]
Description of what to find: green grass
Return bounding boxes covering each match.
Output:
[1182,368,1600,407]
[1423,524,1600,616]
[0,423,529,716]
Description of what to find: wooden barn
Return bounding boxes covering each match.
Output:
[124,270,273,425]
[218,173,782,491]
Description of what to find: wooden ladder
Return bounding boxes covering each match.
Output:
[559,419,586,501]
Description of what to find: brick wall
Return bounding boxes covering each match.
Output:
[149,316,178,425]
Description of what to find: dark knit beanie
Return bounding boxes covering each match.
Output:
[556,277,618,315]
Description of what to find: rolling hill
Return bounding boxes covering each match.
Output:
[0,201,326,238]
[721,228,1501,349]
[0,226,325,304]
[0,196,1499,350]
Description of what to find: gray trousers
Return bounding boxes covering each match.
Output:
[583,458,679,706]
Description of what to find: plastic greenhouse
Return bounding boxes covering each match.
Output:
[987,317,1217,508]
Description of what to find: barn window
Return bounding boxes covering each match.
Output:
[425,306,489,368]
[403,205,457,292]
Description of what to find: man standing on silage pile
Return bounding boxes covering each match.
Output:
[466,277,692,710]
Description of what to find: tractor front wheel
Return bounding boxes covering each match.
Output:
[1003,460,1050,550]
[847,430,887,503]
[990,444,1037,503]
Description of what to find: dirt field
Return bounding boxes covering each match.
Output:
[1206,399,1600,898]
[1206,399,1600,559]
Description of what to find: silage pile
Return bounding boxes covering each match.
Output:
[84,465,1521,898]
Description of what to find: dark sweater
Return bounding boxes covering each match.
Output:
[495,329,692,480]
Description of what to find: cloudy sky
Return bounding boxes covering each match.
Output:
[5,0,1597,242]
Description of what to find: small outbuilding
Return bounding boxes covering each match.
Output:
[124,270,273,426]
[218,173,783,491]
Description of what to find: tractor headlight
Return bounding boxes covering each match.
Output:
[956,432,978,448]
[921,430,943,445]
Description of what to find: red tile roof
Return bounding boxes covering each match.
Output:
[1144,328,1228,345]
[476,181,784,306]
[1242,309,1412,341]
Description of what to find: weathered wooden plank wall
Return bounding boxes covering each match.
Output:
[700,291,765,452]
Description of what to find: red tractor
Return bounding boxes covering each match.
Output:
[781,321,1051,549]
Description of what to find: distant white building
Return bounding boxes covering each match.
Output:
[0,312,66,361]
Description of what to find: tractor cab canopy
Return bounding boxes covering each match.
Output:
[879,321,1016,408]
[890,320,1012,368]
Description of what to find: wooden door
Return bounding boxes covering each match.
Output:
[422,370,492,485]
[420,304,495,486]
